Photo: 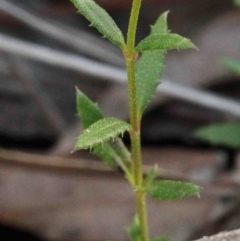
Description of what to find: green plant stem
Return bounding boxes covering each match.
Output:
[125,1,150,241]
[127,0,143,50]
[126,0,142,187]
[135,191,149,241]
[126,58,150,241]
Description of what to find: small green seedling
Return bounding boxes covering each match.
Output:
[70,0,200,240]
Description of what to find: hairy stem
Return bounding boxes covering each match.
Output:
[127,0,143,50]
[125,1,150,241]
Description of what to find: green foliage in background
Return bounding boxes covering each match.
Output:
[195,122,240,150]
[234,0,240,7]
[221,57,240,75]
[196,0,240,151]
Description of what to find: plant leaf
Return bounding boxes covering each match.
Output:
[195,122,240,149]
[70,0,125,48]
[136,12,169,117]
[74,117,131,150]
[91,143,114,166]
[76,88,103,129]
[93,138,132,173]
[76,89,131,167]
[221,57,240,75]
[147,180,201,200]
[136,50,165,117]
[136,33,197,52]
[127,215,141,241]
[76,88,113,165]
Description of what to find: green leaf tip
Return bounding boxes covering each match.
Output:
[74,117,131,150]
[150,11,170,35]
[195,122,240,150]
[147,180,201,201]
[70,0,125,48]
[135,33,197,52]
[76,88,103,129]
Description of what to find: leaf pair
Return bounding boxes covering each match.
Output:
[70,0,196,53]
[135,12,168,118]
[74,89,131,170]
[135,12,197,119]
[70,0,197,120]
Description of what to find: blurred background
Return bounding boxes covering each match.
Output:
[1,0,240,240]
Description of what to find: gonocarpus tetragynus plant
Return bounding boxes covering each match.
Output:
[70,0,200,240]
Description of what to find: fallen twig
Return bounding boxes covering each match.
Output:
[1,33,240,118]
[0,148,186,180]
[0,0,123,65]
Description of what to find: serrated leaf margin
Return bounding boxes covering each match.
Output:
[136,33,197,52]
[147,180,201,201]
[70,0,126,48]
[74,117,131,150]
